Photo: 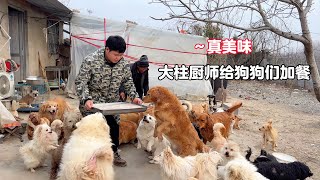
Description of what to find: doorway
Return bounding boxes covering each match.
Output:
[8,7,26,83]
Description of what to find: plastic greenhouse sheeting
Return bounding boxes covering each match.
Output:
[66,13,212,98]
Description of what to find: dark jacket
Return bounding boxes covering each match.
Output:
[119,62,149,99]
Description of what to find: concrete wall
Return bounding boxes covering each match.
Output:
[0,0,59,78]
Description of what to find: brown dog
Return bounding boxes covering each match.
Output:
[26,113,51,140]
[192,101,242,143]
[143,86,208,157]
[119,120,138,145]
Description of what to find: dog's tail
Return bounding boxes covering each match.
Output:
[245,146,252,162]
[213,123,226,136]
[225,101,242,113]
[181,100,193,112]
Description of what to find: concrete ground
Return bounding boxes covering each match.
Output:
[0,135,161,180]
[0,92,161,180]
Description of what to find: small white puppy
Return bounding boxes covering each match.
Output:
[136,114,170,164]
[57,113,114,180]
[20,124,59,172]
[51,119,64,138]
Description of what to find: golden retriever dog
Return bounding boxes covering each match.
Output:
[259,119,278,151]
[143,86,208,157]
[50,109,82,180]
[119,120,137,145]
[192,101,242,141]
[136,114,171,164]
[57,113,114,180]
[20,124,59,172]
[190,151,222,180]
[26,113,50,140]
[39,97,70,123]
[210,123,227,151]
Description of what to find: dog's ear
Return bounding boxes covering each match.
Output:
[205,115,210,122]
[35,125,43,139]
[39,103,48,113]
[164,147,173,158]
[268,119,273,124]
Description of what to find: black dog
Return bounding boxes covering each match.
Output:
[246,147,313,180]
[246,147,278,164]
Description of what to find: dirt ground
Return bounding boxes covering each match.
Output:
[0,80,319,179]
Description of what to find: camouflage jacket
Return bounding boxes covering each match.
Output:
[75,48,138,117]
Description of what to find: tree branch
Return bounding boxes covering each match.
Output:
[304,0,313,14]
[150,15,270,32]
[256,0,308,43]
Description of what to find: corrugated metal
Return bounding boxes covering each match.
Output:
[26,0,72,21]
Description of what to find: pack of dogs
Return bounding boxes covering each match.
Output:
[17,86,313,180]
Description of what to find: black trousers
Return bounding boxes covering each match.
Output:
[79,105,119,153]
[105,115,119,153]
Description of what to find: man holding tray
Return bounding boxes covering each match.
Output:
[75,35,143,167]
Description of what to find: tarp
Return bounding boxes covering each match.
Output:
[66,13,212,98]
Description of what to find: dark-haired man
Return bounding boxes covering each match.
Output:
[119,55,149,101]
[75,35,142,167]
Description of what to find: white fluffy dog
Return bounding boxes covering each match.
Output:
[136,114,170,164]
[190,151,222,180]
[57,113,114,180]
[224,158,269,180]
[20,124,59,172]
[155,146,197,180]
[219,141,268,180]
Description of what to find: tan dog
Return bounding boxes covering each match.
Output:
[259,119,278,151]
[119,120,138,145]
[210,123,227,151]
[26,113,51,140]
[19,90,39,108]
[181,100,209,114]
[143,86,208,157]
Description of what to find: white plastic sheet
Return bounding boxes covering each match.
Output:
[0,101,15,125]
[66,13,212,98]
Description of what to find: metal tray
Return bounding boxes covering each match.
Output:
[92,102,147,115]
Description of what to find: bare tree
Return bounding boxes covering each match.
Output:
[150,0,320,102]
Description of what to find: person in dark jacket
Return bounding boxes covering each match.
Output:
[120,55,149,101]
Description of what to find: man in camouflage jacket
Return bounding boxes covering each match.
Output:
[75,35,142,167]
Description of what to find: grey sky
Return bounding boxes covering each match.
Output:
[65,0,320,42]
